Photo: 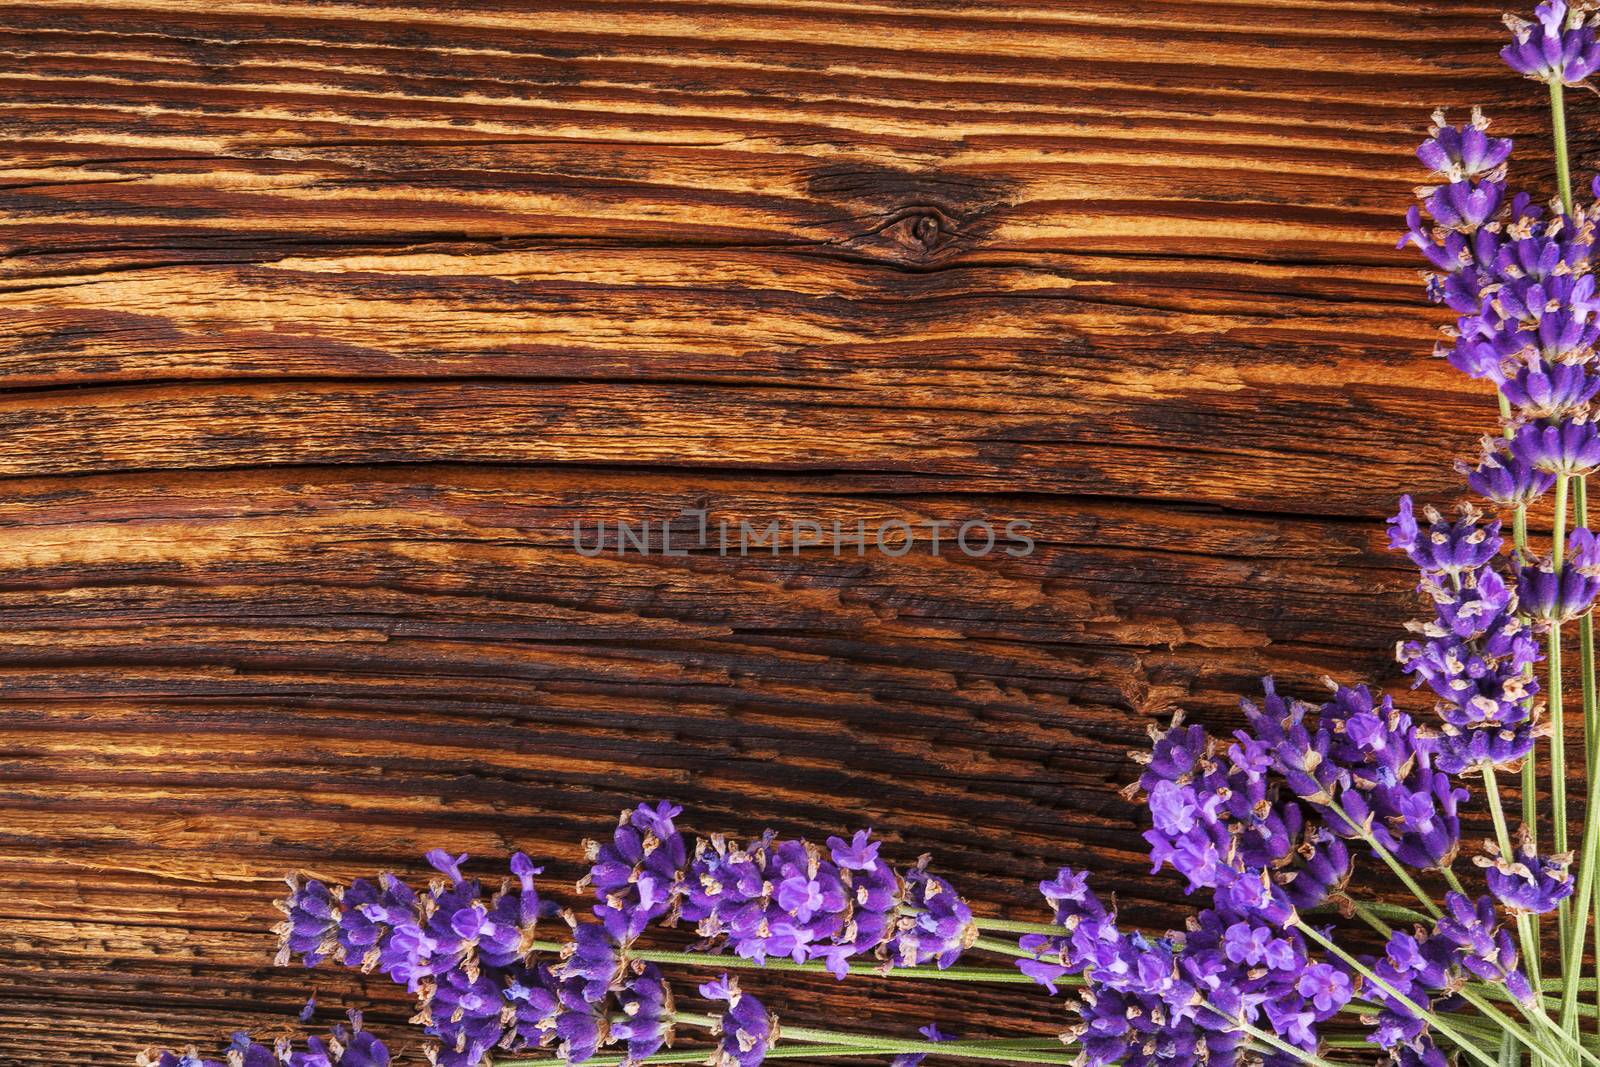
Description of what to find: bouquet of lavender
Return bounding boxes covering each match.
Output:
[140,4,1600,1067]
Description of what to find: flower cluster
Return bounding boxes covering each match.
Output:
[1388,497,1543,770]
[1400,102,1600,631]
[1476,825,1576,913]
[679,827,974,977]
[141,1013,389,1067]
[1503,0,1600,83]
[1013,867,1343,1067]
[1131,678,1465,918]
[276,834,681,1067]
[278,804,979,1067]
[1367,894,1533,1052]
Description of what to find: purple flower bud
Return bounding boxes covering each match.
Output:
[1499,358,1600,417]
[699,974,776,1067]
[888,861,976,969]
[1511,418,1600,476]
[583,801,688,945]
[275,875,341,968]
[1463,437,1556,506]
[1424,179,1506,231]
[1503,1,1600,84]
[1416,108,1513,181]
[423,969,506,1067]
[1388,497,1503,576]
[1517,526,1600,621]
[1477,825,1575,914]
[140,1016,390,1067]
[610,963,675,1063]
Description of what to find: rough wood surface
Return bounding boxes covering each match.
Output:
[0,1,1581,1063]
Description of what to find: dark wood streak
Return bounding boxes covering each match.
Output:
[0,1,1579,1063]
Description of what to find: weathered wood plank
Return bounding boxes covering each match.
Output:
[0,0,1569,1063]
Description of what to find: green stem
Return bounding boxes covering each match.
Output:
[1553,80,1575,215]
[972,936,1033,959]
[525,940,1039,985]
[1211,1009,1339,1067]
[499,1042,1075,1067]
[1348,899,1394,938]
[1552,474,1571,962]
[673,1013,1066,1055]
[1564,474,1600,1043]
[970,916,1065,936]
[1453,989,1566,1066]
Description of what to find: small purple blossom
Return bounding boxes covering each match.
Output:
[1503,1,1600,84]
[1416,108,1513,181]
[1516,526,1600,621]
[890,1024,952,1067]
[1510,419,1600,477]
[1477,826,1576,914]
[888,860,977,969]
[1463,437,1556,507]
[699,974,776,1067]
[139,1015,389,1067]
[583,802,688,945]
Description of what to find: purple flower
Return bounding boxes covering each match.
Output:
[559,921,624,1004]
[140,1015,389,1067]
[610,963,675,1063]
[1503,1,1600,83]
[275,875,340,968]
[1463,437,1555,506]
[700,974,776,1067]
[1417,108,1513,181]
[422,969,506,1067]
[1434,892,1534,1002]
[1477,826,1576,914]
[1511,419,1600,476]
[1295,963,1352,1013]
[506,960,610,1066]
[1387,497,1502,576]
[1516,526,1600,621]
[888,861,977,969]
[1424,180,1505,230]
[683,828,902,978]
[583,801,688,945]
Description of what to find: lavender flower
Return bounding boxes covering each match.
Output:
[583,802,688,945]
[1462,437,1555,507]
[139,1015,389,1067]
[1015,868,1313,1067]
[682,826,929,977]
[276,874,340,968]
[1476,826,1576,913]
[1503,0,1600,84]
[1516,526,1600,621]
[1387,498,1502,576]
[1510,419,1600,476]
[699,974,776,1067]
[888,860,977,969]
[1390,498,1541,772]
[611,963,675,1063]
[1433,892,1534,1002]
[1416,107,1513,182]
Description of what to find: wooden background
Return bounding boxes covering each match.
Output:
[0,0,1584,1063]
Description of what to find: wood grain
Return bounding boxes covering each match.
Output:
[0,1,1578,1063]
